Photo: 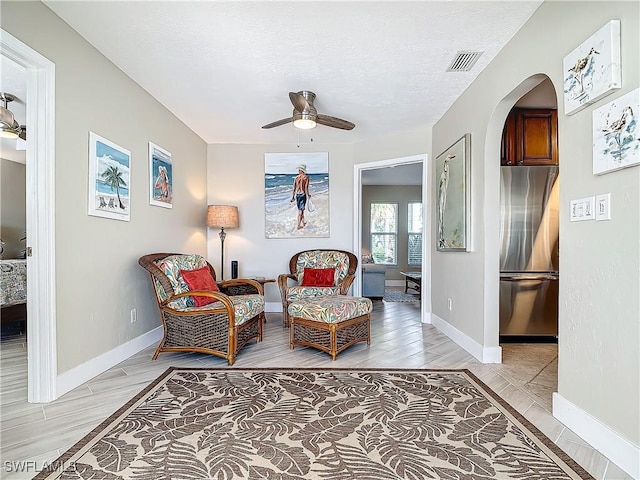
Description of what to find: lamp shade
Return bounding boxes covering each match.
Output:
[207,205,239,228]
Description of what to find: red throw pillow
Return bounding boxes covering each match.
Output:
[180,266,220,306]
[301,267,335,287]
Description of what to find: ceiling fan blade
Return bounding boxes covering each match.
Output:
[261,117,293,129]
[18,125,26,141]
[289,91,309,113]
[316,114,355,130]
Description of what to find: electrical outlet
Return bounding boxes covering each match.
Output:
[447,298,452,311]
[130,308,137,323]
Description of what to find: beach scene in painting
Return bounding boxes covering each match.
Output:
[265,152,329,238]
[149,143,172,208]
[91,136,130,219]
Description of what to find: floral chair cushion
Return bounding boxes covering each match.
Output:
[285,251,352,303]
[288,296,372,324]
[152,254,210,309]
[295,250,350,286]
[286,285,341,302]
[167,294,264,326]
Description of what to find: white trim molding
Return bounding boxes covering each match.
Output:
[56,327,163,398]
[1,29,57,403]
[431,313,502,363]
[553,393,639,479]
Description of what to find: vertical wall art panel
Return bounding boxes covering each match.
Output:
[88,132,131,221]
[264,152,329,238]
[436,134,470,251]
[563,20,621,115]
[593,88,640,175]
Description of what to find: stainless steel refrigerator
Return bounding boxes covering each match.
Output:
[499,166,559,339]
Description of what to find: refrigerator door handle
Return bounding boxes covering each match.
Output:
[500,274,559,281]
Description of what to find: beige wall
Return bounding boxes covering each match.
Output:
[354,126,432,165]
[432,0,639,446]
[1,2,208,374]
[362,185,422,280]
[0,159,26,259]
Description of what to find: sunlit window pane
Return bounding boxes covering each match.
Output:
[371,203,397,265]
[408,203,422,265]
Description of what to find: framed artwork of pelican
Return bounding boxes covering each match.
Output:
[563,20,621,116]
[435,134,470,252]
[593,87,639,175]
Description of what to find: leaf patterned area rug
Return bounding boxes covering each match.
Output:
[36,368,592,480]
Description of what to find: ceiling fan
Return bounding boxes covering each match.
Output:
[262,91,355,131]
[0,92,24,140]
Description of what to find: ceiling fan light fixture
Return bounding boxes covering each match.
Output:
[0,93,22,139]
[293,118,316,130]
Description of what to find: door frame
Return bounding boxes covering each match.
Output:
[353,154,431,322]
[1,29,57,402]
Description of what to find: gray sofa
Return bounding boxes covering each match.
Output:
[362,263,386,298]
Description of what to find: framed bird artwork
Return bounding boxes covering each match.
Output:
[592,87,639,175]
[563,20,621,116]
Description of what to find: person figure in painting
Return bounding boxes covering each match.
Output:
[290,164,311,230]
[438,154,454,247]
[154,165,170,201]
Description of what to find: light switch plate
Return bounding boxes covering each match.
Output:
[570,197,595,222]
[595,193,611,221]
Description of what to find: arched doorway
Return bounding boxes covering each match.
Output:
[486,73,560,407]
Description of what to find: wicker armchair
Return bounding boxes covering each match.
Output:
[139,253,265,366]
[277,249,358,327]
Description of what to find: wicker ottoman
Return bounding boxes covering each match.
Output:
[288,296,373,360]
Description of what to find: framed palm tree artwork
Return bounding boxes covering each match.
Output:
[88,131,131,221]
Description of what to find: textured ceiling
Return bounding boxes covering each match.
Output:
[43,1,542,145]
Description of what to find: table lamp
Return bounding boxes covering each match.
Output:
[207,205,239,280]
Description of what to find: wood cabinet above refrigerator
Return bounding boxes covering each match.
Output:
[501,108,558,166]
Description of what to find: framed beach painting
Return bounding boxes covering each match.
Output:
[149,142,173,208]
[593,87,639,175]
[264,152,329,238]
[436,134,470,252]
[88,132,131,221]
[563,20,621,116]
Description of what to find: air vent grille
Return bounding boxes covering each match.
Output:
[446,51,484,72]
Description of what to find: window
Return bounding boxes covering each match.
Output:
[370,203,397,265]
[408,202,423,265]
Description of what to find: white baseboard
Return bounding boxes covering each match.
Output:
[56,327,163,398]
[430,313,502,364]
[553,393,639,479]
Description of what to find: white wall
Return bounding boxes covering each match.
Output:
[432,0,639,457]
[1,2,208,374]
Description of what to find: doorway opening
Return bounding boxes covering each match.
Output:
[353,154,431,322]
[491,74,559,410]
[1,29,57,403]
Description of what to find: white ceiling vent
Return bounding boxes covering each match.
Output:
[446,51,484,72]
